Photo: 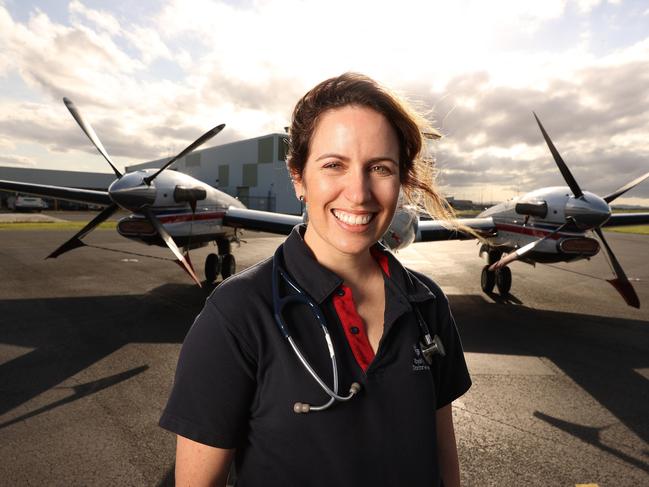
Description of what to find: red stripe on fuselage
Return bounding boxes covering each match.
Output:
[495,222,581,239]
[157,211,225,224]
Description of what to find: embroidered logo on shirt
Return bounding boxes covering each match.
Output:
[412,344,431,372]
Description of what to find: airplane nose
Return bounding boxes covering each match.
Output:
[565,191,611,229]
[108,173,156,211]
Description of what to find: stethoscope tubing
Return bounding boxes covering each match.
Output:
[272,247,357,411]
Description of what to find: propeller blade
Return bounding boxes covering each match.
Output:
[47,203,119,259]
[490,222,570,270]
[603,170,649,204]
[144,123,225,185]
[63,98,122,179]
[533,112,583,199]
[593,227,640,308]
[142,207,202,287]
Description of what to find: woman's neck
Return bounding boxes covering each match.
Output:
[303,228,380,287]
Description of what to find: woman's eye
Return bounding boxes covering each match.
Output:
[323,161,341,169]
[371,165,392,175]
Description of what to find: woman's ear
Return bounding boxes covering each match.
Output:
[291,171,305,202]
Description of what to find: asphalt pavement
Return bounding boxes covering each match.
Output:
[0,220,647,486]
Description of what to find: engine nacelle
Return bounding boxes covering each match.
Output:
[381,206,418,251]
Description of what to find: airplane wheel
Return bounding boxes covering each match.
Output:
[496,267,512,296]
[221,254,236,280]
[481,265,495,293]
[205,253,221,283]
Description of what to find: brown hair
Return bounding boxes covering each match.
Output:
[286,72,457,225]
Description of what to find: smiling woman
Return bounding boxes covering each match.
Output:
[160,73,471,487]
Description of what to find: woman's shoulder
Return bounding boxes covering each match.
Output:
[402,266,448,304]
[205,254,274,311]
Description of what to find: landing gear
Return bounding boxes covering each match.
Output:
[480,248,512,297]
[204,253,221,284]
[217,239,231,256]
[221,253,236,280]
[204,238,236,283]
[495,266,512,296]
[487,250,502,266]
[481,265,495,293]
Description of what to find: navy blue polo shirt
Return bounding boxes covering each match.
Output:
[159,225,471,487]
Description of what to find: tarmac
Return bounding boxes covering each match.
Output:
[0,212,648,486]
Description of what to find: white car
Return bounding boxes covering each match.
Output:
[7,195,48,212]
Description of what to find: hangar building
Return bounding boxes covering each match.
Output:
[127,133,301,215]
[1,132,302,214]
[0,167,114,209]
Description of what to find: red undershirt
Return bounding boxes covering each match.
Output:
[332,247,390,372]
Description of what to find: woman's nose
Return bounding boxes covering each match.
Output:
[343,168,371,204]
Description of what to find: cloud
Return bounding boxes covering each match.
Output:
[0,155,36,167]
[0,0,648,204]
[69,0,121,35]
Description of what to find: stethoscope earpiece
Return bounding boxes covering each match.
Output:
[292,383,362,415]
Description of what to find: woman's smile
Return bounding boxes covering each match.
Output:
[331,209,375,226]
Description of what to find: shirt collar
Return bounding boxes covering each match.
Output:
[282,225,344,304]
[375,242,437,303]
[282,225,437,305]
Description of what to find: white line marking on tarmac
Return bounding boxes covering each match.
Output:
[464,352,556,376]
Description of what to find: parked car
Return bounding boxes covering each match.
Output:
[7,195,48,212]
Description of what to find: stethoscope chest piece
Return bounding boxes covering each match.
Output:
[420,334,446,364]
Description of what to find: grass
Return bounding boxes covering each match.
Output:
[0,221,117,231]
[604,225,649,235]
[453,209,481,217]
[1,215,647,235]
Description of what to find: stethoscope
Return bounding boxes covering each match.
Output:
[271,245,446,415]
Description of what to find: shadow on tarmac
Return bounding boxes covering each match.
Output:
[0,282,215,417]
[0,365,149,429]
[533,411,649,474]
[0,287,647,483]
[450,294,649,473]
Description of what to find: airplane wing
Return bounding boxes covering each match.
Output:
[603,212,649,227]
[0,180,112,207]
[224,207,497,241]
[417,217,496,241]
[223,206,303,235]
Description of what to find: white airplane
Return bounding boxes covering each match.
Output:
[0,98,302,286]
[414,113,649,308]
[1,101,648,307]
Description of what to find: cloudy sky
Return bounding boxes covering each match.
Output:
[1,0,648,205]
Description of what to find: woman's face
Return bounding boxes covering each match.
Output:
[293,105,401,259]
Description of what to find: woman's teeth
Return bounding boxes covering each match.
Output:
[332,210,374,225]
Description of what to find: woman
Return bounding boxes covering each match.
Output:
[160,73,471,487]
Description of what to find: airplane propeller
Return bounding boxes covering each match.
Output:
[602,169,649,204]
[64,98,123,179]
[533,112,583,199]
[47,203,120,258]
[142,207,201,286]
[593,226,639,308]
[50,98,226,286]
[143,124,225,186]
[505,113,642,308]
